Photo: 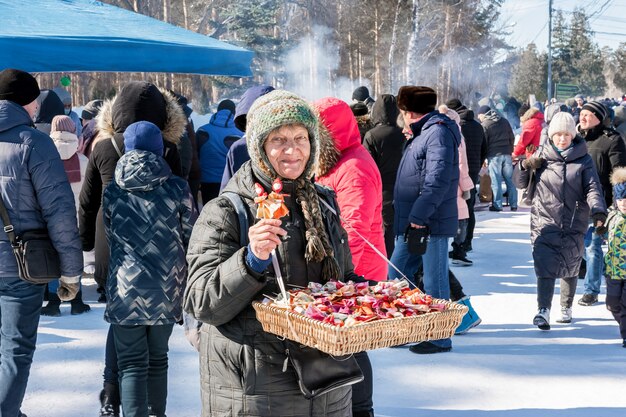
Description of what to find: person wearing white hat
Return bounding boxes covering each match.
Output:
[514,112,607,329]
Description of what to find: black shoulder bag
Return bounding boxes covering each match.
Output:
[0,196,60,284]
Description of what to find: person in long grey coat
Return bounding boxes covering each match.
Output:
[184,90,359,417]
[514,112,606,330]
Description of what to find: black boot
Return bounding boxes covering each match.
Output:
[99,382,120,417]
[41,293,61,316]
[71,291,91,315]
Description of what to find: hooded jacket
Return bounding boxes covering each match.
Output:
[455,105,486,184]
[315,97,387,281]
[78,82,186,286]
[197,109,243,183]
[33,89,64,135]
[394,112,461,237]
[513,137,606,279]
[220,85,275,190]
[0,100,82,278]
[513,107,545,159]
[481,110,515,158]
[363,95,405,256]
[184,163,354,416]
[103,150,196,325]
[579,123,626,207]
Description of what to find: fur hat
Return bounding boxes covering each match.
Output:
[611,167,626,200]
[582,101,608,123]
[544,102,569,124]
[352,86,371,102]
[246,90,319,180]
[0,69,40,106]
[51,115,76,134]
[477,105,491,116]
[397,86,437,115]
[548,112,577,139]
[123,121,164,156]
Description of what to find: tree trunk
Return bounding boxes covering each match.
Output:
[389,0,402,92]
[405,0,420,85]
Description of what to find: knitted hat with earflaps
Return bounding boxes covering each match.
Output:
[245,89,340,281]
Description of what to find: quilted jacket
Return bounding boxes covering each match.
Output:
[184,162,355,417]
[0,100,82,278]
[103,150,197,325]
[514,137,606,279]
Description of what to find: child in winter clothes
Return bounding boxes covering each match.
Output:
[103,121,197,417]
[603,167,626,347]
[41,115,91,316]
[514,112,606,330]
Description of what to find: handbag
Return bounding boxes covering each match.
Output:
[284,340,364,399]
[0,196,60,284]
[519,167,536,206]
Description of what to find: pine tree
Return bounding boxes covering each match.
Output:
[508,44,548,102]
[613,43,626,94]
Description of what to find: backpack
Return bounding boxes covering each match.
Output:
[183,191,249,351]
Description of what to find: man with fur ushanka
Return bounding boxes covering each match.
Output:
[389,86,460,354]
[78,81,187,416]
[576,100,626,308]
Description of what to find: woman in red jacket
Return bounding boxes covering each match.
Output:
[513,106,545,161]
[314,96,387,417]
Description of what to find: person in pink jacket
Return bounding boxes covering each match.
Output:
[314,97,387,281]
[313,96,386,417]
[440,106,475,266]
[513,106,545,161]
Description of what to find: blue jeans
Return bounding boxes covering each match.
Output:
[389,235,451,348]
[488,154,517,210]
[422,236,452,348]
[112,323,174,417]
[0,276,45,416]
[583,225,604,295]
[388,235,423,283]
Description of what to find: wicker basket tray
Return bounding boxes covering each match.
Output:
[252,299,468,356]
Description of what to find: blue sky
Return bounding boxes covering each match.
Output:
[499,0,626,52]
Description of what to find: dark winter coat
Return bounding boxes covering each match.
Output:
[33,89,64,135]
[184,162,355,417]
[78,82,186,286]
[481,110,515,159]
[220,86,275,190]
[363,95,405,255]
[393,112,460,237]
[513,137,606,279]
[197,109,243,183]
[0,100,82,278]
[579,124,626,207]
[103,150,197,325]
[455,105,486,184]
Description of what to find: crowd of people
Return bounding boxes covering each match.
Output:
[2,67,626,417]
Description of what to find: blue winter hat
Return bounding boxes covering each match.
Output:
[123,121,163,155]
[612,168,626,200]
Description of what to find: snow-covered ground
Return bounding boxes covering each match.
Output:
[22,205,626,417]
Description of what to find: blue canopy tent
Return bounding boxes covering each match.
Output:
[0,0,253,76]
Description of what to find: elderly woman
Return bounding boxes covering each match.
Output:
[184,90,359,416]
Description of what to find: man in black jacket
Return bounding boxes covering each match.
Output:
[578,101,626,307]
[363,94,405,257]
[478,105,517,212]
[447,98,486,252]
